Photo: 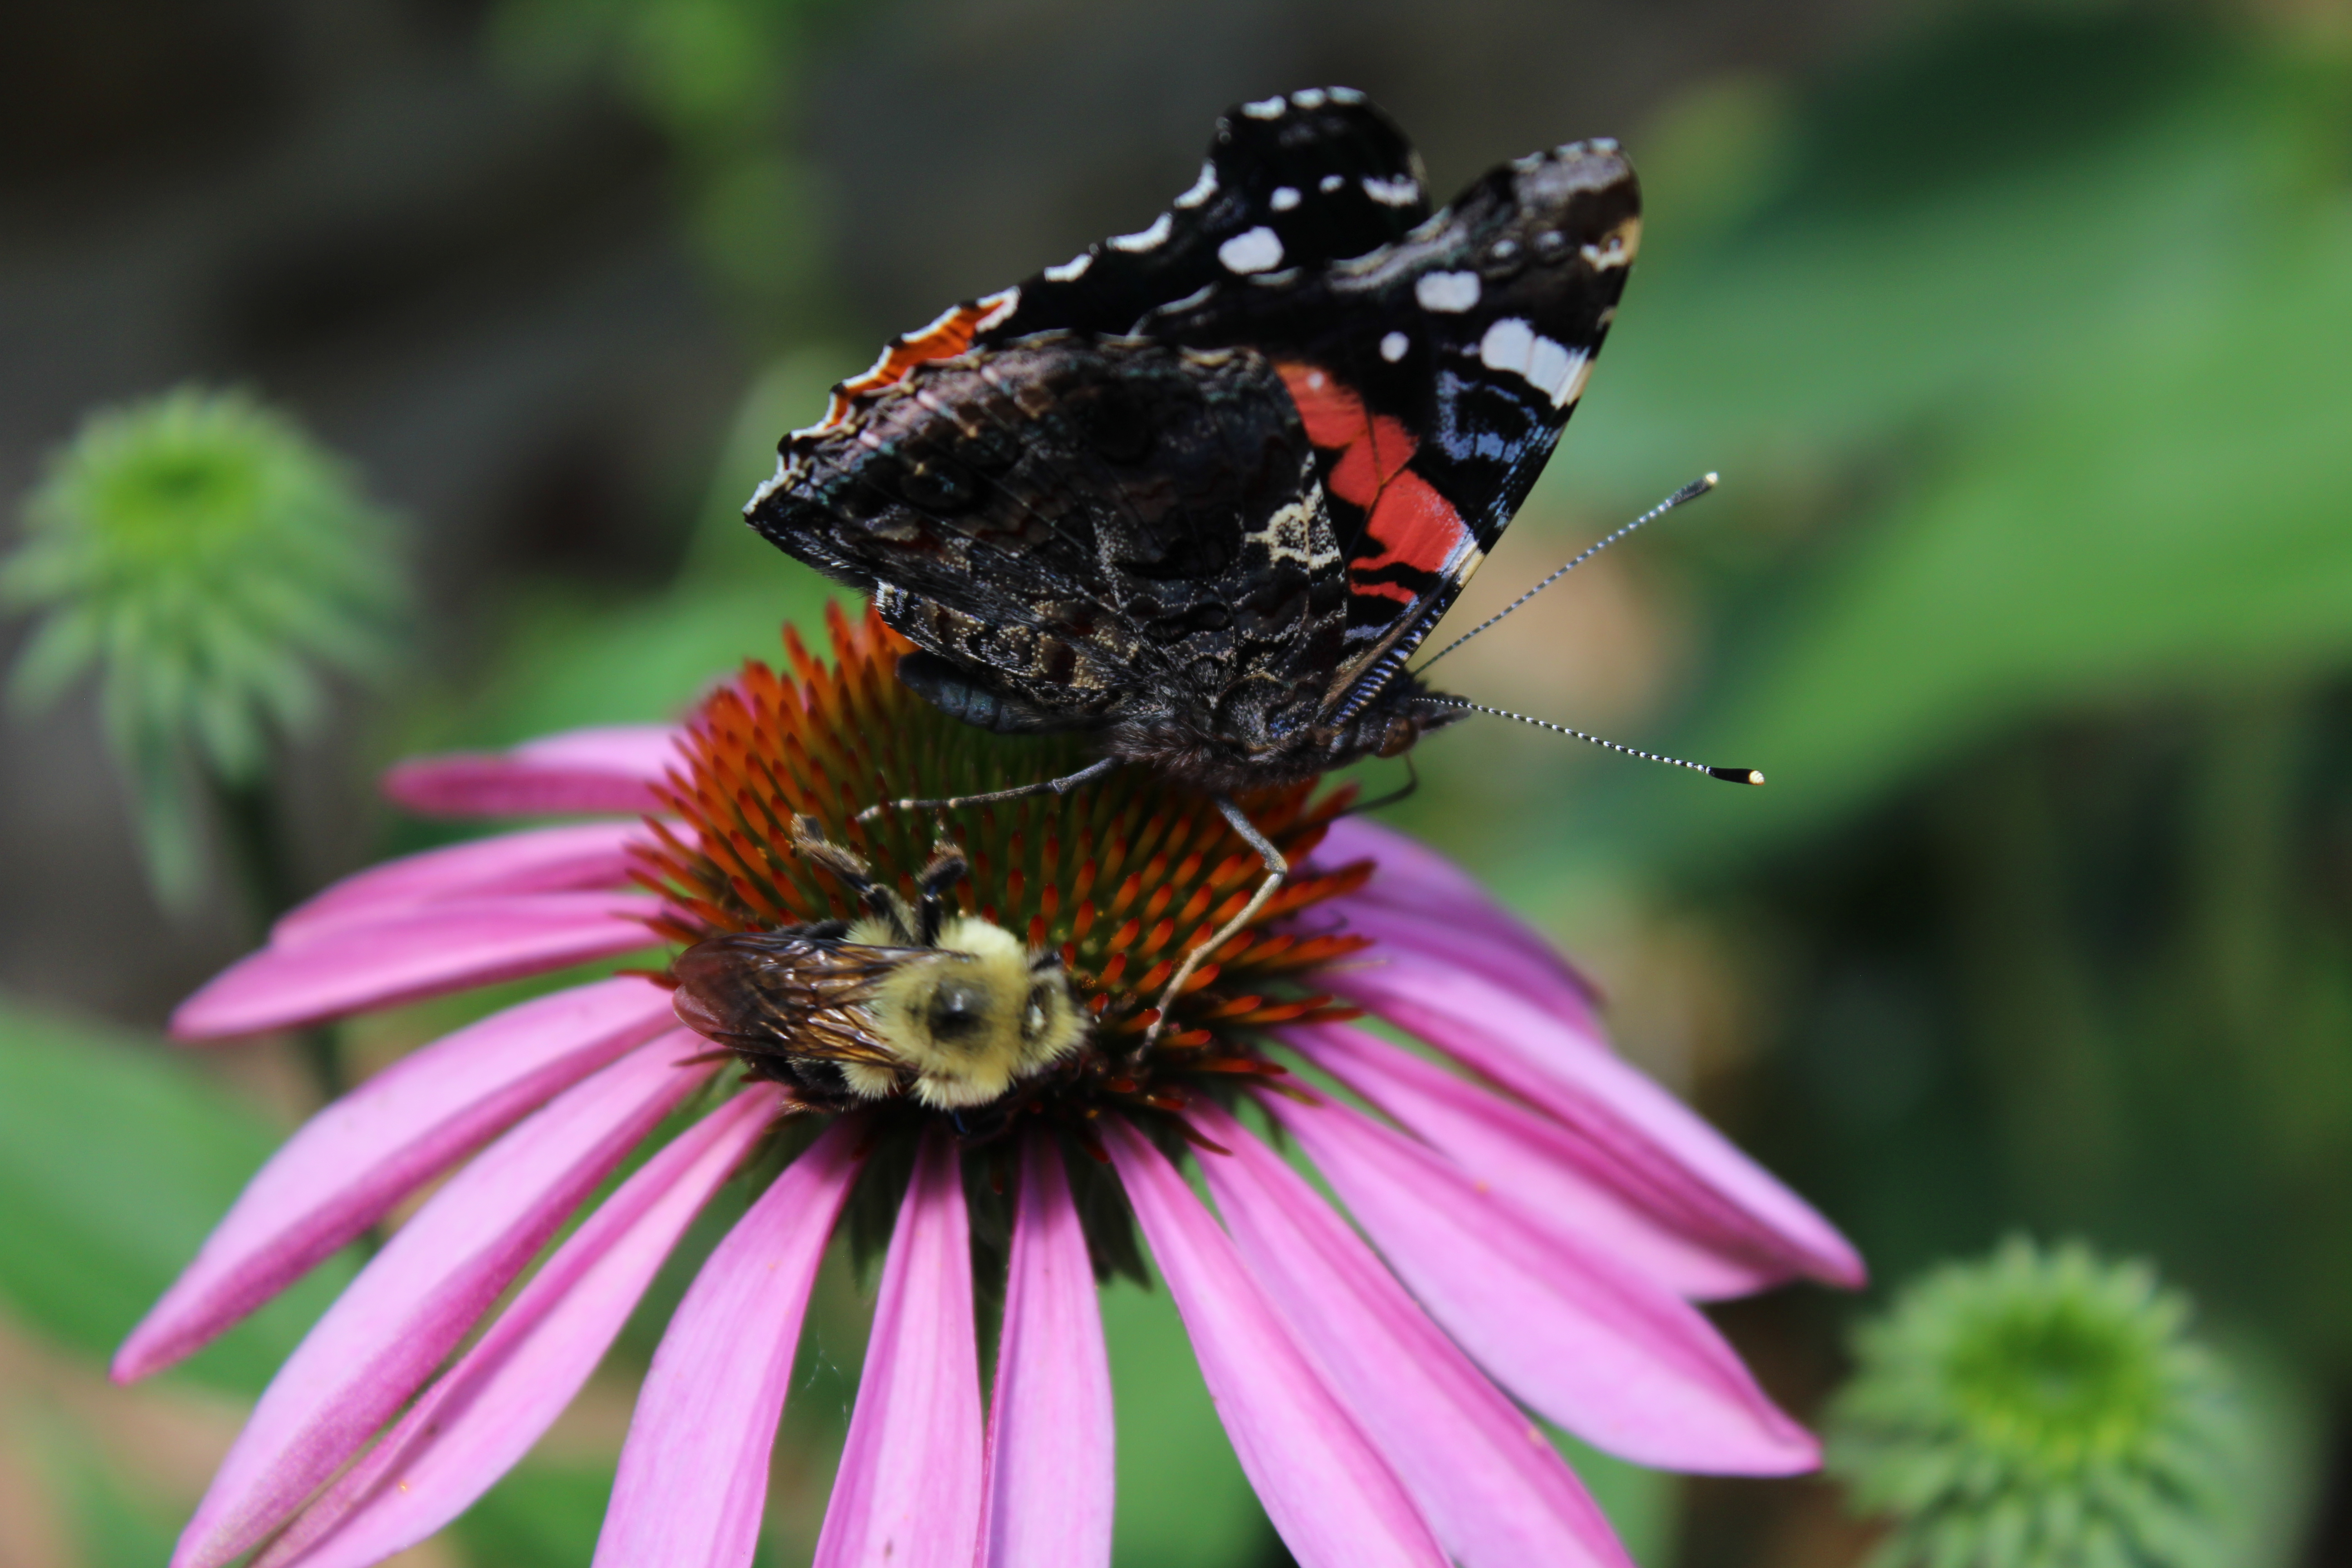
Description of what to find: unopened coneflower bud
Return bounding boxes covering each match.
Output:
[3,387,407,910]
[1829,1237,2246,1568]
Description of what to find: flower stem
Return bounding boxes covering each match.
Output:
[210,766,346,1103]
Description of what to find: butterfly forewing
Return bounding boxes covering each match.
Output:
[1142,142,1641,710]
[975,88,1431,346]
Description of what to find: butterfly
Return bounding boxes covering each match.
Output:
[748,87,1648,1031]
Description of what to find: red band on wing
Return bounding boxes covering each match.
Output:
[1276,361,1470,590]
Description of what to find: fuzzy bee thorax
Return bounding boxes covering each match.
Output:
[848,914,1086,1109]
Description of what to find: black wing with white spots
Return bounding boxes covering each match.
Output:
[973,87,1431,345]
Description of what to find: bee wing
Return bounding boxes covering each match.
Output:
[671,931,927,1067]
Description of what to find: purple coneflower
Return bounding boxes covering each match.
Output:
[127,604,1863,1568]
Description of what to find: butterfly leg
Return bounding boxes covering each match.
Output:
[852,756,1120,825]
[1141,794,1288,1050]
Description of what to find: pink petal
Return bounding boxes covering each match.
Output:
[171,1034,717,1568]
[1323,951,1865,1290]
[1189,1102,1633,1568]
[274,822,651,944]
[254,1088,783,1568]
[1320,895,1604,1043]
[1285,1024,1788,1301]
[1102,1117,1447,1568]
[1313,817,1597,1006]
[117,976,676,1382]
[981,1134,1113,1568]
[596,1117,867,1568]
[171,892,666,1038]
[813,1130,984,1568]
[1262,1091,1819,1475]
[382,725,681,819]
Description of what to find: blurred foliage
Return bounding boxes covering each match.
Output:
[26,1411,182,1568]
[0,995,353,1396]
[1547,10,2352,864]
[486,0,849,343]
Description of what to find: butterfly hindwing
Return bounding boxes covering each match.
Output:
[751,335,1347,739]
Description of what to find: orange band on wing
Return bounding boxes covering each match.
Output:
[814,290,1021,432]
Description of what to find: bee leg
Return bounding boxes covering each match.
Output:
[852,756,1119,825]
[1140,795,1287,1051]
[789,816,902,927]
[916,840,970,946]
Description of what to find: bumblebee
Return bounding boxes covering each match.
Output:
[670,821,1087,1112]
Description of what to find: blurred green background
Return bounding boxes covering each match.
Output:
[4,0,2351,1563]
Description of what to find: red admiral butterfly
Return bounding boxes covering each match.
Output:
[747,88,1742,1033]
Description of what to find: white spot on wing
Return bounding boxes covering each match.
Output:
[1415,271,1480,312]
[1173,162,1217,209]
[1242,489,1326,569]
[749,451,789,507]
[1558,352,1596,407]
[1380,331,1409,363]
[1528,336,1589,405]
[1362,173,1419,207]
[1270,186,1300,211]
[1043,252,1093,283]
[1479,317,1536,377]
[1581,229,1634,270]
[1241,96,1287,119]
[974,287,1019,331]
[907,303,966,340]
[1319,173,1344,193]
[1329,86,1365,103]
[1108,212,1174,252]
[1218,226,1284,274]
[1291,88,1328,109]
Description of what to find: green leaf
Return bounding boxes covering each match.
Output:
[449,1462,616,1568]
[0,995,353,1393]
[1553,1429,1681,1566]
[1099,1275,1277,1568]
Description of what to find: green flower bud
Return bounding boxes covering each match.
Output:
[1829,1238,2245,1568]
[4,387,407,909]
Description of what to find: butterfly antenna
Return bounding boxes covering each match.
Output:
[1415,473,1718,673]
[1417,695,1763,784]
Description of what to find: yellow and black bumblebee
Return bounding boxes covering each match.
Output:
[670,820,1087,1118]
